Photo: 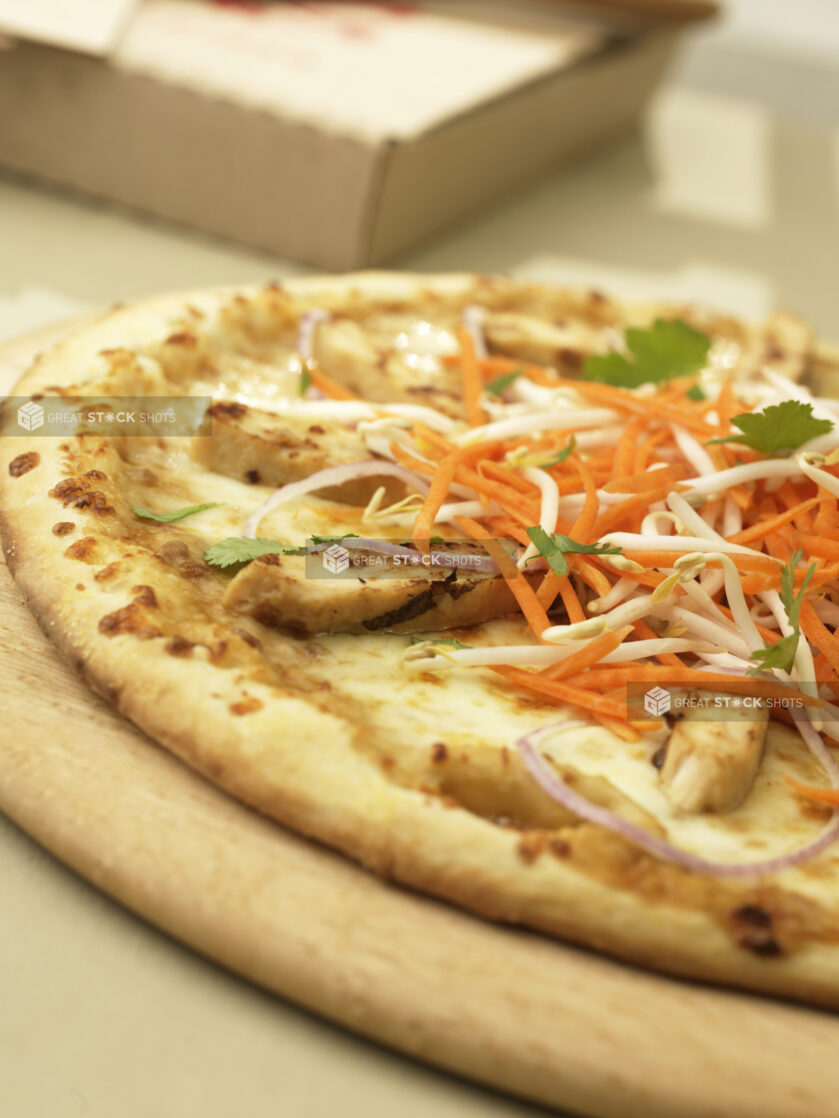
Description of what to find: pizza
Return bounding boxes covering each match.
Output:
[3,271,839,1010]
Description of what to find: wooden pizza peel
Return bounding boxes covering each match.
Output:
[2,321,839,1118]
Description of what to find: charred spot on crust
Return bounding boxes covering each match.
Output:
[548,837,571,859]
[93,562,120,581]
[308,424,326,435]
[731,904,783,957]
[98,602,162,640]
[73,490,115,515]
[156,539,210,580]
[8,452,40,477]
[52,521,76,536]
[83,469,107,480]
[229,696,263,716]
[165,330,197,347]
[131,585,158,608]
[165,636,195,658]
[232,627,262,650]
[557,347,582,371]
[651,745,668,770]
[516,834,547,865]
[64,537,99,562]
[210,401,247,420]
[431,742,448,764]
[245,469,261,484]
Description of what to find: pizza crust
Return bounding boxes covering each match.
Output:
[3,273,839,1008]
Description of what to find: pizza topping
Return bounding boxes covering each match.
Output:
[659,698,769,813]
[524,526,625,578]
[130,502,218,523]
[8,451,40,477]
[193,403,406,504]
[582,318,711,388]
[220,548,534,635]
[749,551,815,675]
[517,709,839,876]
[708,401,833,455]
[242,460,430,539]
[204,537,304,569]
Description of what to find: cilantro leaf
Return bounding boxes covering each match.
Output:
[298,368,312,396]
[309,533,359,545]
[708,401,833,455]
[485,369,522,396]
[749,550,816,674]
[526,526,623,577]
[750,632,800,675]
[686,384,705,402]
[131,502,217,523]
[203,537,306,569]
[538,436,576,468]
[583,318,711,389]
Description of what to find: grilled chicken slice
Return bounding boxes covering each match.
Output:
[659,695,769,814]
[482,312,604,374]
[222,546,537,635]
[731,309,812,386]
[192,401,403,505]
[314,318,464,418]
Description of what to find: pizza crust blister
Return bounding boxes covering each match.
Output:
[3,273,839,1009]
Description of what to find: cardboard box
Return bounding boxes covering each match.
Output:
[0,1,716,270]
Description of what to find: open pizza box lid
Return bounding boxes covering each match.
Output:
[0,0,718,270]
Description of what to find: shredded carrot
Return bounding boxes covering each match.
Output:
[306,365,362,401]
[602,466,687,495]
[800,598,839,679]
[411,444,483,544]
[493,665,630,721]
[783,775,839,807]
[458,325,486,427]
[562,665,823,706]
[540,625,632,681]
[528,374,717,436]
[568,457,599,542]
[796,534,839,562]
[631,618,684,667]
[621,550,781,578]
[728,498,820,547]
[612,417,646,482]
[548,572,585,621]
[455,517,552,640]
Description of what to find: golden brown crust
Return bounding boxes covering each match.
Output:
[3,274,839,1008]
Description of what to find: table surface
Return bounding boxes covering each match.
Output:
[2,39,839,1118]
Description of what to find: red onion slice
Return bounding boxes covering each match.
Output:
[242,461,430,538]
[515,709,839,877]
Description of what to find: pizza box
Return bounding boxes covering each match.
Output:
[0,0,717,270]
